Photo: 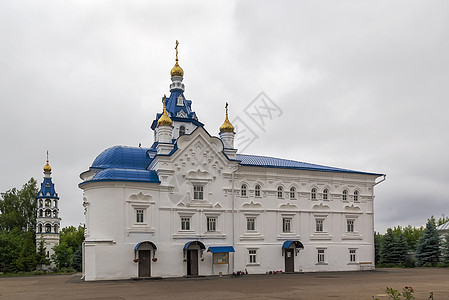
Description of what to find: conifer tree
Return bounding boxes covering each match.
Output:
[36,239,50,270]
[415,218,440,266]
[441,231,449,264]
[380,228,408,265]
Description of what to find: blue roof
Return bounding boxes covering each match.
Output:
[236,154,382,176]
[91,146,153,170]
[150,91,203,130]
[208,246,235,253]
[37,177,59,199]
[89,168,160,184]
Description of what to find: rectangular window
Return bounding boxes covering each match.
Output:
[317,249,325,263]
[349,249,356,262]
[181,217,191,231]
[246,217,256,231]
[193,186,204,200]
[315,219,323,232]
[347,220,354,232]
[207,217,216,232]
[136,209,144,223]
[249,249,257,264]
[283,218,291,233]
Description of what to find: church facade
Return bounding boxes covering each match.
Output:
[79,43,384,281]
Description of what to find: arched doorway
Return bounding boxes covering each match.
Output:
[183,241,205,276]
[134,241,157,277]
[282,241,304,273]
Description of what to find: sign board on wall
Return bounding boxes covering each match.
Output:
[213,252,229,264]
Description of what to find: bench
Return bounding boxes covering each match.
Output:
[359,262,374,270]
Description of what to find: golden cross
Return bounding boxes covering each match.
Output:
[46,150,49,162]
[163,95,167,108]
[225,102,228,115]
[175,40,179,60]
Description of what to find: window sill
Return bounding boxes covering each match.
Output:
[246,263,260,266]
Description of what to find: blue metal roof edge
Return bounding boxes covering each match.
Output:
[79,177,161,188]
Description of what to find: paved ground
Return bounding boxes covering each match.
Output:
[1,268,449,300]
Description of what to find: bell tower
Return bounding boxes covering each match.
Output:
[36,152,61,269]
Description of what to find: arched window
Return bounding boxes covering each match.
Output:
[323,189,329,200]
[241,184,247,197]
[277,186,283,199]
[342,190,348,201]
[53,211,58,218]
[45,199,51,207]
[290,187,296,199]
[39,209,43,217]
[179,125,186,136]
[54,200,58,208]
[39,199,43,207]
[354,190,359,202]
[45,209,51,217]
[38,224,42,233]
[54,224,58,233]
[255,185,261,197]
[311,188,317,200]
[45,224,51,233]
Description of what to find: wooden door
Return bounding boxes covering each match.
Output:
[285,248,294,273]
[138,250,151,277]
[187,249,198,276]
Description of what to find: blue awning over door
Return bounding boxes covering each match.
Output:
[183,241,206,250]
[282,241,304,249]
[207,246,235,253]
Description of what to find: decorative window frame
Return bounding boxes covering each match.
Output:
[277,186,284,199]
[310,214,331,240]
[289,187,296,199]
[311,188,317,201]
[277,212,300,239]
[342,189,349,202]
[126,193,155,234]
[241,183,248,197]
[202,211,226,239]
[254,184,262,198]
[342,214,362,240]
[246,247,260,266]
[348,248,358,264]
[316,247,328,265]
[240,212,264,241]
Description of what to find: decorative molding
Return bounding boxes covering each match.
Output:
[345,204,361,211]
[279,203,297,209]
[242,201,262,209]
[313,203,330,210]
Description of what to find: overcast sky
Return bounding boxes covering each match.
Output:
[1,0,448,233]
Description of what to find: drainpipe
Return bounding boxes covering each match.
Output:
[372,174,386,265]
[231,167,237,274]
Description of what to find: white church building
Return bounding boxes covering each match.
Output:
[79,43,384,281]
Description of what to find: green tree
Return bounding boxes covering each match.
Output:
[0,178,38,231]
[415,217,440,266]
[437,215,449,226]
[51,241,73,270]
[375,232,383,264]
[14,231,37,272]
[36,239,51,270]
[402,225,424,251]
[60,225,85,252]
[380,228,408,265]
[0,228,26,272]
[440,231,449,264]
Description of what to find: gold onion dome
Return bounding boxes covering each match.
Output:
[44,160,51,173]
[158,96,173,126]
[170,60,184,77]
[220,102,235,133]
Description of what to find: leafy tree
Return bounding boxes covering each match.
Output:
[0,178,38,231]
[14,231,37,272]
[51,241,73,270]
[0,228,26,272]
[402,225,424,251]
[60,225,85,252]
[440,231,449,264]
[36,239,51,270]
[415,218,440,266]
